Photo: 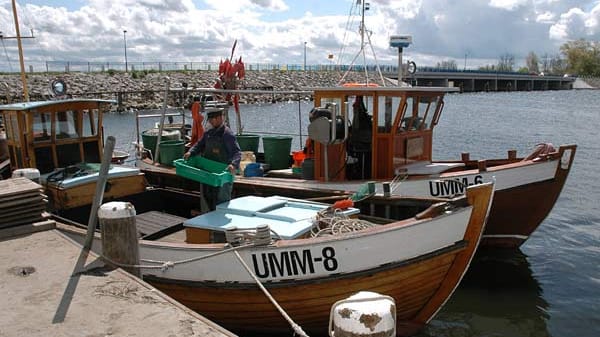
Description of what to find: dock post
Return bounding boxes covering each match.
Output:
[461,152,470,162]
[98,201,140,277]
[508,149,517,160]
[477,160,487,172]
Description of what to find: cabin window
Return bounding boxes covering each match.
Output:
[55,110,80,139]
[419,95,442,131]
[82,109,98,137]
[32,111,52,142]
[377,96,401,133]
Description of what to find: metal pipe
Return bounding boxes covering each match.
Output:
[153,77,170,164]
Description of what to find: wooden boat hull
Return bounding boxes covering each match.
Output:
[394,145,576,248]
[58,183,493,336]
[138,144,575,249]
[46,173,147,210]
[146,244,464,336]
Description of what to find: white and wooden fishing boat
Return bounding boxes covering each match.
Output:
[58,181,494,336]
[0,99,146,211]
[138,85,576,249]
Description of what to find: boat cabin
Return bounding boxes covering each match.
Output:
[309,86,458,181]
[0,99,113,174]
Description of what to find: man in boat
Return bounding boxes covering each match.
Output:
[184,107,241,210]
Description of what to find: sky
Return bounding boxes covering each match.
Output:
[1,0,599,72]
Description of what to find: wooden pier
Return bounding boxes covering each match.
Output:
[0,177,236,337]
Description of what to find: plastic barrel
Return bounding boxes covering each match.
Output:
[158,140,185,166]
[262,136,292,170]
[236,134,260,154]
[302,158,315,179]
[142,128,181,156]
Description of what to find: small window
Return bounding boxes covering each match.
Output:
[376,96,401,134]
[33,111,52,142]
[82,109,98,137]
[55,110,80,139]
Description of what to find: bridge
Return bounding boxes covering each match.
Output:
[384,69,576,92]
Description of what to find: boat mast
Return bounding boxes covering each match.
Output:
[11,0,29,101]
[338,1,386,86]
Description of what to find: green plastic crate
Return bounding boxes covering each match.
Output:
[174,157,234,187]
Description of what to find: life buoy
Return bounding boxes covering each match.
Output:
[342,82,379,87]
[407,61,417,74]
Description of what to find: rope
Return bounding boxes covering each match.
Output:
[98,225,309,337]
[233,250,309,337]
[389,170,409,195]
[100,242,254,271]
[311,208,376,237]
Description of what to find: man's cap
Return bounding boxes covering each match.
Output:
[206,108,224,118]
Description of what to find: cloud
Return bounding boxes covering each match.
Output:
[549,4,600,41]
[0,0,599,72]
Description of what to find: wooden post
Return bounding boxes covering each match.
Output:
[477,160,487,172]
[461,152,470,162]
[98,201,140,277]
[508,149,517,160]
[83,136,115,250]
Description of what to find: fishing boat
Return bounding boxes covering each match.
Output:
[57,180,494,336]
[0,98,146,211]
[137,85,576,249]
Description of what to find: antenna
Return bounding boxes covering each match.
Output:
[338,1,386,86]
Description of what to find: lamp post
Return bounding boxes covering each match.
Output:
[303,41,307,71]
[123,30,128,72]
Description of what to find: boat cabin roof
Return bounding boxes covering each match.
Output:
[309,86,459,94]
[0,99,116,112]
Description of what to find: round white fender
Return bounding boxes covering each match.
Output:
[329,291,396,337]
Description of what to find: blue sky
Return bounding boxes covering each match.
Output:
[1,0,599,72]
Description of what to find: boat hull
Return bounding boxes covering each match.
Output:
[145,245,464,336]
[139,144,575,249]
[57,183,493,336]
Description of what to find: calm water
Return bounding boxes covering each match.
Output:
[104,90,600,337]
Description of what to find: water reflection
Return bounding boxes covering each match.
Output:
[417,249,549,337]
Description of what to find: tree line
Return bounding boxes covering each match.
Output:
[435,39,600,76]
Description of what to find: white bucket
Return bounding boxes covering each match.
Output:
[329,291,396,337]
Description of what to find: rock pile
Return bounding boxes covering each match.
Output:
[1,70,386,110]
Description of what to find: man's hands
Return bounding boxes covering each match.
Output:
[227,164,236,175]
[183,152,191,160]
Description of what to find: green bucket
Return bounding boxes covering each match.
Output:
[142,128,180,156]
[262,136,292,170]
[236,134,260,153]
[158,140,185,166]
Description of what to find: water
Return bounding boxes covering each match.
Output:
[104,90,600,337]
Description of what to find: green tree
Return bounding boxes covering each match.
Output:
[497,53,515,72]
[560,39,600,76]
[436,60,458,70]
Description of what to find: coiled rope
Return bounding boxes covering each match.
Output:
[311,207,376,237]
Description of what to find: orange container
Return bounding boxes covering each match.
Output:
[292,151,306,167]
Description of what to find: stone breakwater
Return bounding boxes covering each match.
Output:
[0,70,380,110]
